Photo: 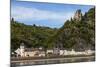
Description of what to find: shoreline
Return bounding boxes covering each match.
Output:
[11,55,95,66]
[11,55,95,62]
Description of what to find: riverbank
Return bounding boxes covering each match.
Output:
[11,54,95,61]
[11,55,95,63]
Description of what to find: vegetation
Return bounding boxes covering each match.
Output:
[11,19,57,51]
[11,7,95,52]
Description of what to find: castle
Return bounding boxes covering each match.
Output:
[73,9,82,21]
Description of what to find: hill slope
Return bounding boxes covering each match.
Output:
[11,7,95,51]
[11,20,57,51]
[50,7,95,51]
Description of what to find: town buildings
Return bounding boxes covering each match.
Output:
[13,43,95,57]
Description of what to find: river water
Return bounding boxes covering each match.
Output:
[11,56,95,67]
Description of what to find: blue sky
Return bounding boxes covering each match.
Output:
[11,0,94,28]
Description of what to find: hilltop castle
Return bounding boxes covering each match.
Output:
[73,9,82,21]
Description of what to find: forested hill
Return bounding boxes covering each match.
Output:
[11,7,95,52]
[49,7,95,51]
[11,19,57,51]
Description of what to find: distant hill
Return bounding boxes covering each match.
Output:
[11,7,95,52]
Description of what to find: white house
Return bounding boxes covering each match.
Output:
[59,50,65,55]
[46,49,53,54]
[14,48,21,57]
[85,49,95,55]
[39,51,46,57]
[24,48,39,57]
[14,43,46,57]
[53,48,60,55]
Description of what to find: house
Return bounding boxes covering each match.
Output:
[39,50,46,57]
[46,49,53,55]
[69,49,76,55]
[14,43,46,57]
[53,48,60,55]
[85,49,95,55]
[15,48,22,57]
[14,43,25,57]
[59,50,65,55]
[46,48,60,56]
[46,49,53,56]
[24,48,39,57]
[59,49,69,56]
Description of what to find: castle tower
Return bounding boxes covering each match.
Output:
[74,9,82,21]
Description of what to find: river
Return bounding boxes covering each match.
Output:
[11,56,95,67]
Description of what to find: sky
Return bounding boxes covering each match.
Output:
[11,0,94,28]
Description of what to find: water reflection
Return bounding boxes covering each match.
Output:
[11,57,95,67]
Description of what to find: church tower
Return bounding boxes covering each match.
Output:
[20,43,25,57]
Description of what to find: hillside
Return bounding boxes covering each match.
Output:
[50,7,95,51]
[11,19,57,51]
[11,7,95,52]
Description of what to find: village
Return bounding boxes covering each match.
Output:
[11,43,95,58]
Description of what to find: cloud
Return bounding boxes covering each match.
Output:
[11,6,74,23]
